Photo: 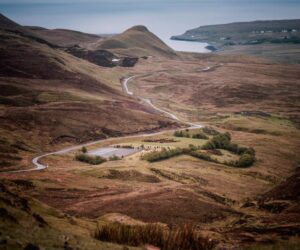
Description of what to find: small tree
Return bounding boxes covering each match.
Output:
[81,146,87,153]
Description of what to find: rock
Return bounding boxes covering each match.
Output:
[24,243,40,250]
[205,45,218,51]
[121,57,139,67]
[66,46,139,68]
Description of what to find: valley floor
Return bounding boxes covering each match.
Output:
[1,53,300,249]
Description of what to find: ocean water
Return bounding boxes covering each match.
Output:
[1,0,300,53]
[166,40,211,53]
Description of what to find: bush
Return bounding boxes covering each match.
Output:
[189,144,198,151]
[201,132,256,167]
[189,151,212,162]
[192,133,208,140]
[174,131,184,137]
[141,148,183,162]
[140,130,256,168]
[202,132,231,150]
[81,146,87,153]
[109,155,121,161]
[75,153,106,165]
[201,141,216,150]
[95,223,214,250]
[114,145,134,149]
[226,143,239,154]
[224,147,256,168]
[205,149,223,156]
[173,130,190,138]
[234,153,256,168]
[202,127,220,136]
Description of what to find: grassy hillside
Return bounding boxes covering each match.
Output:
[0,180,140,249]
[1,13,300,250]
[0,15,178,171]
[26,26,102,47]
[95,25,178,58]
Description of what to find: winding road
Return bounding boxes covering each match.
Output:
[5,66,212,173]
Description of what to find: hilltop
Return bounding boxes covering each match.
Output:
[26,26,102,47]
[94,25,178,58]
[25,24,178,67]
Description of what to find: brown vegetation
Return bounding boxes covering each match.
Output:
[0,13,299,250]
[95,223,214,250]
[0,15,178,170]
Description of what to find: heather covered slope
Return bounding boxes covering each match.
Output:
[95,25,178,58]
[1,13,300,250]
[0,180,140,249]
[0,15,178,171]
[0,13,58,48]
[26,26,102,47]
[0,13,30,34]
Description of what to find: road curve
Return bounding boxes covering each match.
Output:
[122,71,207,128]
[5,67,211,173]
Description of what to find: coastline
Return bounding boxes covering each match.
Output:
[169,36,218,52]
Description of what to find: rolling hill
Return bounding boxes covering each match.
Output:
[172,19,300,47]
[26,26,102,47]
[172,19,300,63]
[25,24,178,67]
[0,14,178,171]
[1,13,300,250]
[95,25,178,58]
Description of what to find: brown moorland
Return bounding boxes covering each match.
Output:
[0,13,300,250]
[0,15,179,171]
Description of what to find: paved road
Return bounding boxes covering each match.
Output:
[4,66,213,173]
[122,69,209,127]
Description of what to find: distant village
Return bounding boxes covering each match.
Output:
[251,28,298,34]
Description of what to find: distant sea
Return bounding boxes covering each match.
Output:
[1,0,300,53]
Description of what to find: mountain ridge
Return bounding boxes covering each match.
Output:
[95,24,178,58]
[0,14,178,171]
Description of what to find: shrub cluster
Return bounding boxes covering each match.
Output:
[192,132,208,140]
[141,148,183,162]
[202,127,220,136]
[95,223,214,250]
[173,130,189,138]
[235,153,255,167]
[188,144,198,151]
[228,148,256,168]
[114,145,134,149]
[141,131,256,168]
[206,149,223,156]
[202,132,256,167]
[174,130,209,140]
[202,132,231,150]
[75,153,106,165]
[189,151,213,162]
[109,155,121,161]
[81,146,87,153]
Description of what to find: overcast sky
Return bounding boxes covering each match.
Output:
[1,0,299,40]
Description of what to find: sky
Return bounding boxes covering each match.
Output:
[1,0,300,41]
